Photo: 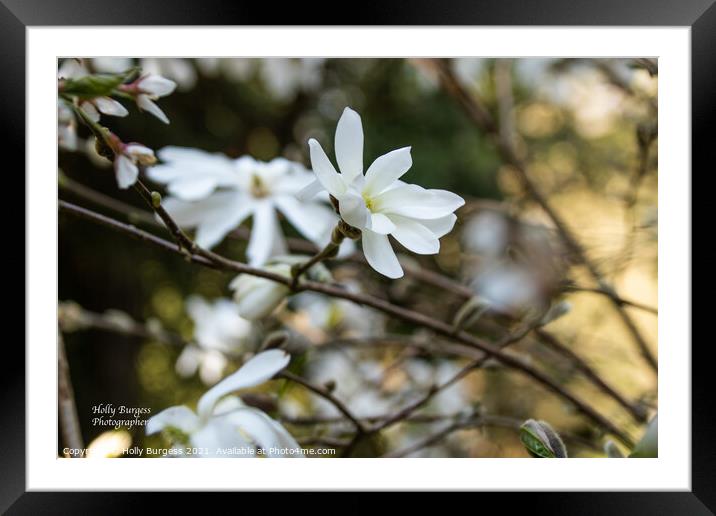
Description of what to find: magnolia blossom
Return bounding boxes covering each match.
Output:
[146,148,350,265]
[175,296,254,385]
[120,74,177,124]
[114,143,155,189]
[301,107,464,278]
[147,349,302,457]
[229,264,292,320]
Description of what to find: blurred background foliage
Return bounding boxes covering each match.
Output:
[58,57,657,458]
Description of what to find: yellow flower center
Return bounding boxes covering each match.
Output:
[250,174,269,198]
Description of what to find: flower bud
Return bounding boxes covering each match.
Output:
[520,419,568,458]
[229,264,291,320]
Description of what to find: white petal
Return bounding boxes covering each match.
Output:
[232,276,289,320]
[362,230,403,279]
[197,349,290,419]
[246,200,280,266]
[189,417,250,456]
[199,350,228,386]
[363,147,412,196]
[296,178,324,201]
[374,184,464,219]
[388,215,440,255]
[334,107,364,182]
[124,144,154,159]
[194,197,254,249]
[225,408,303,457]
[94,96,129,117]
[418,213,457,238]
[137,94,169,124]
[114,155,138,189]
[146,405,199,435]
[175,346,202,378]
[338,192,369,230]
[308,138,345,197]
[369,212,396,234]
[139,74,177,97]
[167,176,219,201]
[274,194,331,242]
[80,101,100,122]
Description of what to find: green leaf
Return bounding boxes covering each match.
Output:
[60,67,141,98]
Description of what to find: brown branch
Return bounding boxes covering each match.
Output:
[59,200,635,447]
[535,329,647,422]
[433,58,657,373]
[60,177,657,315]
[278,371,366,434]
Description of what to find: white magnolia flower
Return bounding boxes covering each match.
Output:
[301,107,464,278]
[229,264,292,320]
[147,349,302,457]
[147,148,349,265]
[114,143,155,189]
[120,74,177,124]
[175,296,254,385]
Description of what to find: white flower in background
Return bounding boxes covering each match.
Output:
[140,57,198,92]
[463,211,510,258]
[146,148,349,265]
[307,350,395,419]
[57,99,77,151]
[114,142,155,189]
[261,58,325,101]
[120,74,177,124]
[301,107,464,278]
[147,349,302,457]
[90,57,134,74]
[175,296,254,385]
[472,263,542,314]
[229,264,292,320]
[291,283,385,337]
[90,57,197,91]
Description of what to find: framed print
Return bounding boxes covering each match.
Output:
[5,0,709,511]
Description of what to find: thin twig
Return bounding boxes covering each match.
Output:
[278,371,366,434]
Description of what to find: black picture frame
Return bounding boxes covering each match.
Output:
[6,0,707,512]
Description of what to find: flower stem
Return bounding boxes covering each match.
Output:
[290,239,340,290]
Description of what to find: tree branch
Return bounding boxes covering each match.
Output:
[59,200,635,447]
[432,58,657,373]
